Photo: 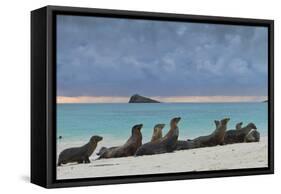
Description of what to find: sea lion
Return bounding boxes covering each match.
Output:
[176,119,224,150]
[135,117,181,156]
[151,124,165,142]
[98,124,143,159]
[186,118,230,148]
[235,122,243,130]
[58,135,103,166]
[224,122,258,144]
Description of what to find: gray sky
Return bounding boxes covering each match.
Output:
[57,15,268,98]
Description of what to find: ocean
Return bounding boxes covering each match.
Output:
[57,103,268,146]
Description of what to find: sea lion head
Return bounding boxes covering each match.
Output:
[132,124,143,134]
[220,118,230,125]
[154,124,165,132]
[90,135,103,143]
[96,146,107,156]
[214,120,220,128]
[236,122,243,129]
[246,122,257,129]
[170,117,181,128]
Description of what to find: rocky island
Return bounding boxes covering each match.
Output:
[129,94,160,103]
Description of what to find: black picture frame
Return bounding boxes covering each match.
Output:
[31,5,274,188]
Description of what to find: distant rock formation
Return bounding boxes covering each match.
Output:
[263,100,268,103]
[129,94,160,103]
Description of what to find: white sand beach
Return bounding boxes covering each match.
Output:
[57,137,268,180]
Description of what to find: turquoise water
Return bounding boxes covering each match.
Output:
[57,103,268,143]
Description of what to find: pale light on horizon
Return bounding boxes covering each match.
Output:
[57,96,267,104]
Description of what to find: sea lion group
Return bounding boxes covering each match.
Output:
[57,117,260,166]
[176,118,229,150]
[223,122,260,144]
[135,117,181,156]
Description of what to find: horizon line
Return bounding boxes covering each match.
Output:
[57,95,267,104]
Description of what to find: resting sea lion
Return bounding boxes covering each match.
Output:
[135,117,181,156]
[58,135,103,166]
[187,118,230,148]
[224,123,258,144]
[151,124,165,142]
[235,122,243,130]
[176,119,224,150]
[97,123,162,156]
[98,124,143,159]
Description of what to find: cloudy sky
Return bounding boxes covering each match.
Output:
[57,15,268,103]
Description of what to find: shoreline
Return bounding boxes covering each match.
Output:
[57,137,268,180]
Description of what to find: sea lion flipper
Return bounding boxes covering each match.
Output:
[85,157,90,163]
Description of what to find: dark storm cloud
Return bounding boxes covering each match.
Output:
[57,15,268,97]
